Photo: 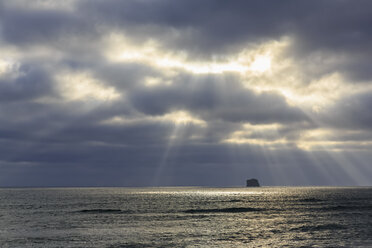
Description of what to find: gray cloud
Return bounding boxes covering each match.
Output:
[130,73,308,124]
[0,4,92,45]
[0,64,54,102]
[321,91,372,130]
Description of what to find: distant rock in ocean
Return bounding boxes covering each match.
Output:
[246,178,260,187]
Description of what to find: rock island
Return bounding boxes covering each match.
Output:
[246,178,260,187]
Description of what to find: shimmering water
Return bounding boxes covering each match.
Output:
[0,187,371,247]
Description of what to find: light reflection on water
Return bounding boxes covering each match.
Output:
[133,188,265,195]
[0,187,371,247]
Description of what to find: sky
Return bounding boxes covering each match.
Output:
[1,0,372,187]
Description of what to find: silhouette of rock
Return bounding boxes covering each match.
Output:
[246,178,260,187]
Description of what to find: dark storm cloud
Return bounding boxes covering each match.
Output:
[92,61,160,90]
[321,91,372,130]
[130,73,308,124]
[0,64,54,102]
[78,0,298,57]
[0,4,92,45]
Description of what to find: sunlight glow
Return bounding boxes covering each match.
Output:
[155,58,247,74]
[0,58,21,78]
[0,59,13,75]
[162,111,206,126]
[243,57,366,110]
[104,33,284,75]
[297,129,372,151]
[223,123,285,148]
[102,111,206,127]
[249,55,271,73]
[56,72,121,102]
[144,77,172,87]
[224,137,287,147]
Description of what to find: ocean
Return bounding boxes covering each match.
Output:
[0,187,371,247]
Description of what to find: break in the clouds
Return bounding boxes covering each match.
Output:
[1,0,372,187]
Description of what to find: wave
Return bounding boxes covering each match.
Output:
[224,199,244,203]
[78,209,131,214]
[298,198,324,203]
[183,207,262,214]
[290,223,346,232]
[321,205,372,211]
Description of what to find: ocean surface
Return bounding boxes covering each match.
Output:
[0,187,371,247]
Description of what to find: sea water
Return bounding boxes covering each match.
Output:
[0,187,371,247]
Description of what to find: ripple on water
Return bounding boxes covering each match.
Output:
[290,223,346,232]
[183,207,263,214]
[77,209,132,214]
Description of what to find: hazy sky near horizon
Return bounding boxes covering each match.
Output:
[1,0,372,186]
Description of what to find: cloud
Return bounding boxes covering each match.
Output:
[1,0,372,186]
[130,73,308,125]
[321,91,372,131]
[0,63,54,102]
[0,2,91,45]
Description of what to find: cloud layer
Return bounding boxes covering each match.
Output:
[1,0,372,186]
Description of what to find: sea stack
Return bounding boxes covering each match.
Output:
[246,178,260,187]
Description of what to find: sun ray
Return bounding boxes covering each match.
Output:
[152,124,183,186]
[151,111,207,186]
